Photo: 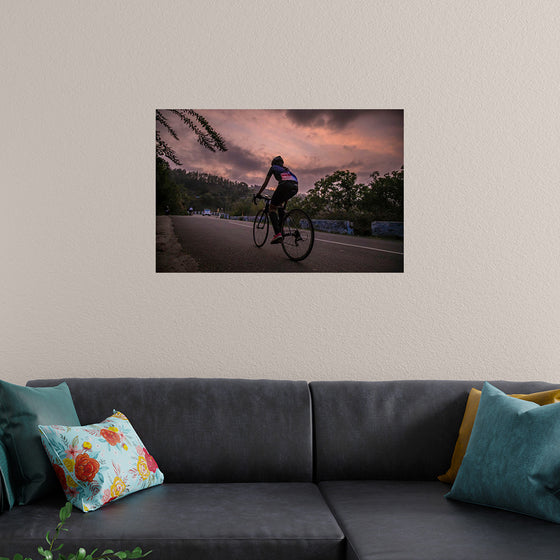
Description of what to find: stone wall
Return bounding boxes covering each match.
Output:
[371,221,404,238]
[221,215,403,238]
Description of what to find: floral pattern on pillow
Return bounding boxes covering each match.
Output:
[38,411,164,512]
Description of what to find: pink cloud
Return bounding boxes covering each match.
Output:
[156,109,403,191]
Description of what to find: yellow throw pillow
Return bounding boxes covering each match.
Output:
[438,387,560,484]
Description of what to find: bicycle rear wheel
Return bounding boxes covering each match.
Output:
[253,210,269,247]
[281,209,314,261]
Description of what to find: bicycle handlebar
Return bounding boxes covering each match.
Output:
[253,194,271,206]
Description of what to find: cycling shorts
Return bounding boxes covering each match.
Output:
[271,181,298,206]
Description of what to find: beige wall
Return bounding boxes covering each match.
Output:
[3,2,560,385]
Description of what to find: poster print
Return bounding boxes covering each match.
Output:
[156,110,403,272]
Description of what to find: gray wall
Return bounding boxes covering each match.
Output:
[3,1,560,384]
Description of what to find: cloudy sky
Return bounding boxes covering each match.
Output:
[157,109,403,192]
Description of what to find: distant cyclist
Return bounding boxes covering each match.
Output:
[253,156,299,244]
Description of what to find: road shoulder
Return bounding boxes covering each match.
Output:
[156,215,199,272]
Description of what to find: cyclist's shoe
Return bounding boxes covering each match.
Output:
[270,232,283,244]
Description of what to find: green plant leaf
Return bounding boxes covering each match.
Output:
[59,502,72,522]
[10,500,149,560]
[38,548,53,560]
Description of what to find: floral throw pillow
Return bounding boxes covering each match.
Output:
[38,411,164,512]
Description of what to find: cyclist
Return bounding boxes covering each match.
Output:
[253,156,298,244]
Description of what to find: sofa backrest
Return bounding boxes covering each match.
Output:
[310,380,560,481]
[27,378,313,483]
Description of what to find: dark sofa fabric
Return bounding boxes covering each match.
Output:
[0,483,345,560]
[320,481,560,560]
[27,378,313,483]
[309,380,558,481]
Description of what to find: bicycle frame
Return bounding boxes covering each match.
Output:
[254,195,288,224]
[253,194,314,261]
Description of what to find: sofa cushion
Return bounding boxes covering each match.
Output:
[320,480,560,560]
[310,380,559,480]
[39,411,164,512]
[27,378,313,483]
[0,483,345,560]
[438,386,560,483]
[0,380,80,504]
[446,382,560,523]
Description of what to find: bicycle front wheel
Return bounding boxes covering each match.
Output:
[253,210,269,247]
[281,209,314,261]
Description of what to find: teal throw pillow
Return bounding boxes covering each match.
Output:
[0,439,15,511]
[446,382,560,523]
[39,411,164,512]
[0,380,80,504]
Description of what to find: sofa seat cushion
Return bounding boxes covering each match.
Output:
[0,483,344,560]
[319,481,560,560]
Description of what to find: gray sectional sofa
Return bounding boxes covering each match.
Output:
[2,377,560,559]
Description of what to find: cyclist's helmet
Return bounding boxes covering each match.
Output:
[271,156,284,166]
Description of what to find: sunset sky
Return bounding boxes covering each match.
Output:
[157,109,403,192]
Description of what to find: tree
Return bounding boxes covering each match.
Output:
[156,110,228,213]
[361,167,403,220]
[156,109,227,166]
[305,170,364,217]
[156,157,183,214]
[230,197,255,217]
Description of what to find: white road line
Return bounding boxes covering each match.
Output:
[222,219,404,255]
[316,238,403,255]
[225,220,252,228]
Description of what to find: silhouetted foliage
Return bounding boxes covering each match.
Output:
[156,165,255,214]
[156,158,183,214]
[156,110,227,166]
[156,163,404,234]
[361,167,403,220]
[302,170,364,217]
[288,167,403,234]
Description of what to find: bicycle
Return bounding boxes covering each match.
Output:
[252,195,315,261]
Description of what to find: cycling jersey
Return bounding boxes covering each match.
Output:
[270,164,298,184]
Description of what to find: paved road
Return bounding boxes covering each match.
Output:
[172,215,404,272]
